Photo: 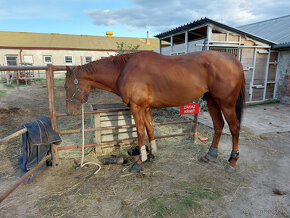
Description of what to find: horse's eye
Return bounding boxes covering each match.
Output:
[64,85,68,89]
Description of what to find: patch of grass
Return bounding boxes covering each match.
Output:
[54,78,64,82]
[4,81,31,88]
[35,78,46,82]
[37,192,97,216]
[148,196,172,217]
[140,184,222,217]
[188,187,221,201]
[4,82,17,88]
[0,90,6,98]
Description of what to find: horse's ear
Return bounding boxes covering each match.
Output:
[66,66,72,75]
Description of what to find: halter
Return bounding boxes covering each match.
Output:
[66,68,89,105]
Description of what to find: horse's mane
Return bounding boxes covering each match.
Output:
[76,52,140,74]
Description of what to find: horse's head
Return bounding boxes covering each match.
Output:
[65,66,91,115]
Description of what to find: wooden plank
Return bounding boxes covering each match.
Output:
[100,111,132,117]
[100,114,133,121]
[91,103,128,111]
[101,132,138,142]
[241,37,255,46]
[58,124,137,135]
[0,66,48,71]
[270,51,278,62]
[56,108,130,117]
[211,33,226,41]
[58,120,193,135]
[0,156,50,203]
[254,53,268,80]
[94,113,102,154]
[193,113,199,143]
[268,64,277,80]
[101,127,137,135]
[228,34,239,41]
[0,128,27,146]
[101,119,135,127]
[46,64,57,131]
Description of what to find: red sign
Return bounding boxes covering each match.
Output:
[180,103,199,115]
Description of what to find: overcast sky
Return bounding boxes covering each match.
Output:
[0,0,289,37]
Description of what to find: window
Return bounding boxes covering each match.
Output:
[64,56,73,65]
[84,56,92,64]
[44,55,52,64]
[6,56,17,66]
[23,55,33,64]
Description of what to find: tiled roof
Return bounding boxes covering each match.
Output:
[0,31,160,51]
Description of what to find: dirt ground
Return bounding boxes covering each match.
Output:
[0,81,289,218]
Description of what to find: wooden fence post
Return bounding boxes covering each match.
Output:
[46,64,59,163]
[46,64,57,130]
[193,112,199,143]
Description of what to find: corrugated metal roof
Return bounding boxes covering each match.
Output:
[0,31,160,51]
[272,42,290,50]
[155,17,275,45]
[238,15,290,44]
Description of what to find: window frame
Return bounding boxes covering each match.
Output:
[5,55,18,66]
[64,55,73,65]
[84,56,92,64]
[43,55,52,64]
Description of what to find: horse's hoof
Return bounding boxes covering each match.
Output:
[224,164,236,173]
[130,162,143,172]
[145,155,155,163]
[206,154,218,162]
[199,155,209,163]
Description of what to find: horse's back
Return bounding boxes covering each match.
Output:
[117,51,244,107]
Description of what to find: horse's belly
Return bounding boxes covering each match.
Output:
[152,86,206,107]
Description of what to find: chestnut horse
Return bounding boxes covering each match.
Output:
[65,51,245,173]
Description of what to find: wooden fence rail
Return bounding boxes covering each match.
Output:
[0,64,199,203]
[0,64,199,155]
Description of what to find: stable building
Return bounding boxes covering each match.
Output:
[238,15,290,104]
[155,17,289,104]
[0,31,159,67]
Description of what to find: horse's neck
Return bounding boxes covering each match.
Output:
[88,62,121,95]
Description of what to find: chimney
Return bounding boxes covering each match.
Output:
[146,31,151,45]
[106,31,113,38]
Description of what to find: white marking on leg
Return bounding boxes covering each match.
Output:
[151,140,157,155]
[140,145,147,162]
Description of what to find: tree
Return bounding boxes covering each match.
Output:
[115,42,140,55]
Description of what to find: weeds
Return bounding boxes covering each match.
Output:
[54,78,64,82]
[0,90,6,98]
[140,183,222,217]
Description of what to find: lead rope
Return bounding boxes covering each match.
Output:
[80,104,101,175]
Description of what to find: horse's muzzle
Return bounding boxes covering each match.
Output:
[66,102,81,116]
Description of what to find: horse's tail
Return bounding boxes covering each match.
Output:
[236,75,245,123]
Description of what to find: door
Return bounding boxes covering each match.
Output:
[250,50,278,102]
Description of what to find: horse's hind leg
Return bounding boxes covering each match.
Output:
[144,108,156,162]
[220,105,241,172]
[201,95,224,162]
[130,103,147,172]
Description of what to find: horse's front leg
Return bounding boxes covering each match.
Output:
[130,103,147,172]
